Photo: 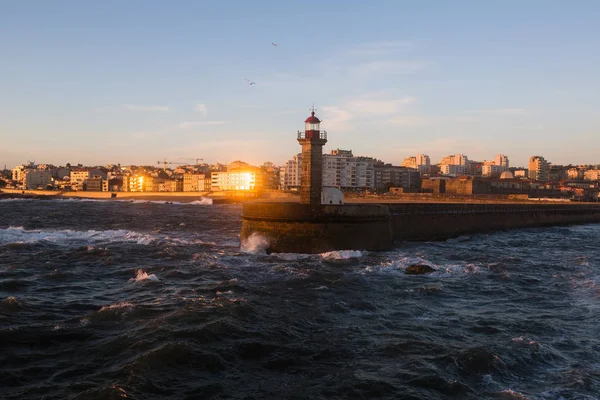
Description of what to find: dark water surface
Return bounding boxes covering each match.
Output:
[1,198,599,399]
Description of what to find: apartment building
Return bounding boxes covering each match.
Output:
[583,170,600,181]
[23,170,52,190]
[70,170,90,191]
[183,173,210,192]
[528,156,549,181]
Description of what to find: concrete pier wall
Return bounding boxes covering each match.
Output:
[388,203,600,241]
[242,202,600,253]
[241,203,392,253]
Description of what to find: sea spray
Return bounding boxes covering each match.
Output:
[240,232,269,254]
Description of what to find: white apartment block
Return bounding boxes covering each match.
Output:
[482,164,508,178]
[322,150,375,190]
[24,170,53,190]
[280,154,302,190]
[494,154,510,168]
[441,154,469,166]
[280,150,376,191]
[70,170,90,190]
[211,170,263,191]
[440,164,468,176]
[402,154,430,174]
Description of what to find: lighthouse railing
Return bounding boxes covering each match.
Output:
[297,130,328,140]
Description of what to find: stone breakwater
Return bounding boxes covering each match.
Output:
[241,202,600,253]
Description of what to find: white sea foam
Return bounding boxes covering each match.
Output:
[98,302,135,312]
[270,252,312,261]
[512,336,538,346]
[189,198,213,205]
[321,250,364,260]
[0,226,156,246]
[240,232,269,254]
[130,269,159,282]
[0,198,35,202]
[495,389,530,399]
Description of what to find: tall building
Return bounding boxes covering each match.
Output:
[280,154,302,191]
[441,154,469,166]
[528,156,549,181]
[401,156,417,169]
[494,154,509,169]
[402,154,430,174]
[322,149,375,190]
[416,154,431,174]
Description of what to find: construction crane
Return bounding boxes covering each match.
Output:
[156,159,188,171]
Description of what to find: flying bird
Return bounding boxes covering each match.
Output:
[245,78,256,86]
[272,42,278,47]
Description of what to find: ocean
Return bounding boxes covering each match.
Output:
[1,198,599,400]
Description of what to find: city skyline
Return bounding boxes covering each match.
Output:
[2,1,600,168]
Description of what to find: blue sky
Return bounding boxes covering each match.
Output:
[1,0,599,169]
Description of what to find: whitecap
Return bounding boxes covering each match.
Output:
[0,226,156,246]
[188,197,213,205]
[98,302,135,312]
[129,269,159,282]
[321,250,364,260]
[511,336,537,346]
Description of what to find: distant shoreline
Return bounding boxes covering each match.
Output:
[2,189,593,205]
[0,190,241,204]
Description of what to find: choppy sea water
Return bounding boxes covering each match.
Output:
[1,198,599,400]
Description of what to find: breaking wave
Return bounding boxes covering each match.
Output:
[240,232,269,254]
[129,269,159,282]
[0,226,155,246]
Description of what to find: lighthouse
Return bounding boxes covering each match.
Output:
[297,108,327,204]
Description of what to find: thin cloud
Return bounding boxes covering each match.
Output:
[320,106,353,132]
[386,115,429,126]
[123,104,170,112]
[469,108,526,115]
[177,121,229,128]
[193,103,208,115]
[342,40,413,57]
[346,97,416,116]
[350,60,428,77]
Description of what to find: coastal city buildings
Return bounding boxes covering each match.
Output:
[2,150,600,202]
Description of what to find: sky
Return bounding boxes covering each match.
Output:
[1,0,600,169]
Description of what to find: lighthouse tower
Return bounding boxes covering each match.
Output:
[298,107,327,204]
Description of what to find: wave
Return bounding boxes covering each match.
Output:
[0,226,156,246]
[321,250,364,260]
[129,269,159,282]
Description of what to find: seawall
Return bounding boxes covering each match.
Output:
[241,201,600,253]
[241,202,392,253]
[388,203,600,241]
